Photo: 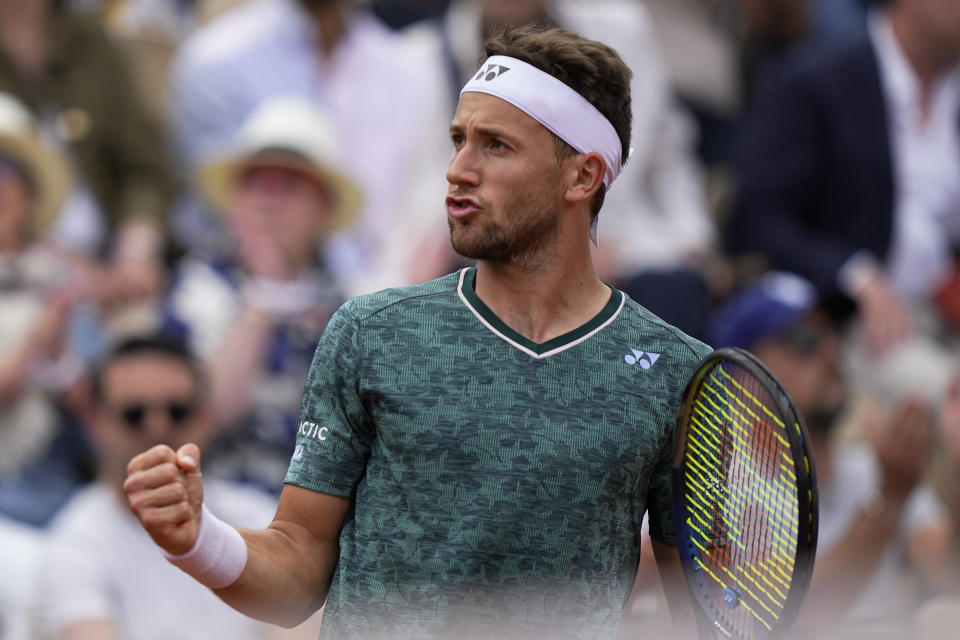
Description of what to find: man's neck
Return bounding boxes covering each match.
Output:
[303,1,347,57]
[890,8,959,106]
[473,242,609,345]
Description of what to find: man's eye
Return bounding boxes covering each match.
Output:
[451,134,465,147]
[489,139,506,151]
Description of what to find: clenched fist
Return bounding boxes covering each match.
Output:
[124,443,205,555]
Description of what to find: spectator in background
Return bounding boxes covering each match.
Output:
[0,0,175,307]
[64,0,256,126]
[641,0,744,169]
[0,91,94,527]
[728,0,960,402]
[171,0,449,296]
[39,335,287,640]
[404,0,724,338]
[0,514,43,640]
[910,377,960,638]
[811,0,869,43]
[709,272,954,638]
[164,99,355,493]
[738,0,811,88]
[371,0,450,29]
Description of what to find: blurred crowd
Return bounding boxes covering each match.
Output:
[1,0,960,638]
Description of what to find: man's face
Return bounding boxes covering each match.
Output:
[752,315,847,435]
[95,353,207,478]
[0,156,35,251]
[446,92,568,263]
[229,164,332,267]
[480,0,548,26]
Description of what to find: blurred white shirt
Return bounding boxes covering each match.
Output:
[172,0,450,295]
[0,516,43,640]
[870,11,960,301]
[39,481,276,640]
[817,444,948,638]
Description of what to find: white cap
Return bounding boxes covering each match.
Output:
[198,98,362,234]
[0,92,70,229]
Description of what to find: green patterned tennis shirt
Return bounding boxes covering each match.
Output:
[284,268,711,639]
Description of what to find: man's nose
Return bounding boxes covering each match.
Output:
[446,145,480,188]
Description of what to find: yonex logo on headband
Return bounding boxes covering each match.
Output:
[475,64,511,82]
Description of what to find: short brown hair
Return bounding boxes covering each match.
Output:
[483,25,632,217]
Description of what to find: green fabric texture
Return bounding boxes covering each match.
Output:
[285,268,711,639]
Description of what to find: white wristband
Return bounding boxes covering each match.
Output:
[163,504,248,589]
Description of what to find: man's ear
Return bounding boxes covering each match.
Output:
[564,152,605,206]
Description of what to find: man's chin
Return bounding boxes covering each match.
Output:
[449,227,495,261]
[450,240,486,261]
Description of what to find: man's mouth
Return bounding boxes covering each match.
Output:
[446,196,480,218]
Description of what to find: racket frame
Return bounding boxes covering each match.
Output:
[670,347,819,639]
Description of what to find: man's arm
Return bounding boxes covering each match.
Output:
[219,484,350,627]
[124,443,351,628]
[651,539,700,640]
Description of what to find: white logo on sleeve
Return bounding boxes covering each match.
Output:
[298,421,330,441]
[624,348,661,370]
[292,444,304,461]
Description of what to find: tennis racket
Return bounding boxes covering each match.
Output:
[671,347,818,639]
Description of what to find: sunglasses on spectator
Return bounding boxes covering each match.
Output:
[777,323,834,355]
[110,399,198,431]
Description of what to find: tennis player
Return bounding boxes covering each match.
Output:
[124,26,710,639]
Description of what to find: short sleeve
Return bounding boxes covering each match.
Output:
[645,433,676,545]
[284,303,374,497]
[646,339,709,546]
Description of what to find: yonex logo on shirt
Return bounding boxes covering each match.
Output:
[624,348,660,370]
[298,420,329,441]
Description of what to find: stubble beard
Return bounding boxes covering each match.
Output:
[448,187,560,266]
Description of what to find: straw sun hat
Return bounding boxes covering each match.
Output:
[0,92,70,229]
[198,98,361,234]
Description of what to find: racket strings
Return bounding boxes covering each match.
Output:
[681,362,802,638]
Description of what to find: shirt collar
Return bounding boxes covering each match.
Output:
[868,10,960,117]
[869,10,921,112]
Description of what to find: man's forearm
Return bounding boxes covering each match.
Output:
[215,521,340,628]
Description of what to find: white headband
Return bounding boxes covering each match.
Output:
[460,55,624,190]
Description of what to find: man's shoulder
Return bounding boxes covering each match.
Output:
[619,295,712,367]
[339,271,463,323]
[771,36,877,95]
